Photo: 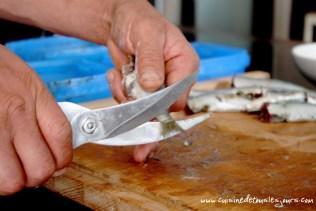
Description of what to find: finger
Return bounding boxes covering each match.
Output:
[0,48,73,171]
[135,36,165,92]
[0,130,24,195]
[166,47,199,111]
[133,142,159,163]
[9,97,56,187]
[53,167,67,177]
[107,69,128,103]
[107,39,129,70]
[169,84,193,111]
[35,86,73,170]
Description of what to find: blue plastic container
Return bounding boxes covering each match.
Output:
[29,60,112,102]
[6,35,99,61]
[6,36,250,102]
[192,42,250,81]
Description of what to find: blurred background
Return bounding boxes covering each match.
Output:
[1,0,316,96]
[1,0,316,75]
[1,0,316,102]
[151,0,316,71]
[2,0,316,44]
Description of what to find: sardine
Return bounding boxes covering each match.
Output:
[246,89,306,112]
[188,87,306,113]
[189,75,316,122]
[233,76,316,105]
[307,92,316,104]
[232,75,306,91]
[188,87,264,112]
[260,102,316,122]
[121,57,185,138]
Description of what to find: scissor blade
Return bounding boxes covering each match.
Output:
[92,71,197,140]
[92,113,210,146]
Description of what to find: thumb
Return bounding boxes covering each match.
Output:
[136,41,165,92]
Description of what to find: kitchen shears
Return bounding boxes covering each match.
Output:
[58,72,210,148]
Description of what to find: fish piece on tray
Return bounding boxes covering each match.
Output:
[247,89,306,112]
[232,75,306,91]
[188,87,306,113]
[260,102,316,122]
[188,75,316,122]
[188,87,263,112]
[233,76,316,103]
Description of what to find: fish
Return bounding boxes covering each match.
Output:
[232,75,306,91]
[188,87,306,113]
[121,56,188,141]
[188,75,316,123]
[260,102,316,122]
[188,87,263,112]
[246,89,306,112]
[307,92,316,104]
[233,76,316,105]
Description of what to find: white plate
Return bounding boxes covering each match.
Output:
[292,43,316,81]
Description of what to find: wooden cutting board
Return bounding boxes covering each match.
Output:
[45,72,316,210]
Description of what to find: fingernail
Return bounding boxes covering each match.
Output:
[53,168,67,177]
[140,70,161,85]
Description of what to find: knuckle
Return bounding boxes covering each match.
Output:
[56,146,73,169]
[52,119,73,169]
[138,51,163,69]
[187,47,200,71]
[51,117,72,146]
[5,95,27,117]
[0,179,24,195]
[27,162,55,186]
[39,105,73,169]
[139,18,164,34]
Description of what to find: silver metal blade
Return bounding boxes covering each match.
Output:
[92,113,210,146]
[91,71,197,140]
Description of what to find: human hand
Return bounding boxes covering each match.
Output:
[0,45,72,195]
[105,0,199,162]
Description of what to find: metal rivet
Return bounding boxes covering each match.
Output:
[82,118,97,134]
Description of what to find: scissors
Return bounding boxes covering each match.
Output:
[58,72,210,148]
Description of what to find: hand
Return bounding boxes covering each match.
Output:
[0,45,72,195]
[105,0,199,162]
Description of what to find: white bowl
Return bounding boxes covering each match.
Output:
[292,43,316,81]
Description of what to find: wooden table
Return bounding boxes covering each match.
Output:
[46,72,316,210]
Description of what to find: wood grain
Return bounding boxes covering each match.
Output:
[45,72,316,210]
